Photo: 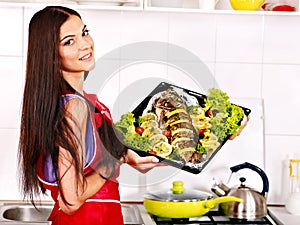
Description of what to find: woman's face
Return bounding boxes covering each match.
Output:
[59,15,95,78]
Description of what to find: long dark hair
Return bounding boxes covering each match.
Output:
[18,6,127,204]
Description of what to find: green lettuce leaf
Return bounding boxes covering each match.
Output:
[206,88,245,141]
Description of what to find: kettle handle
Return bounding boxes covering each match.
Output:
[230,162,269,197]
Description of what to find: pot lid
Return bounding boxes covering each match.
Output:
[144,181,212,202]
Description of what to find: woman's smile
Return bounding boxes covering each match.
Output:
[79,52,93,61]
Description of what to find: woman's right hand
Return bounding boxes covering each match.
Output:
[125,149,166,173]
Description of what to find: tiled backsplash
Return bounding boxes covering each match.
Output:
[1,4,300,205]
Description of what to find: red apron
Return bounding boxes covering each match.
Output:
[37,93,124,225]
[48,180,124,225]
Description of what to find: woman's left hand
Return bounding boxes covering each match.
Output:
[125,149,166,173]
[228,115,250,140]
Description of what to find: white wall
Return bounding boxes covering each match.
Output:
[1,4,300,205]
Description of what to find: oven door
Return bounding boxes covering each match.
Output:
[122,204,145,225]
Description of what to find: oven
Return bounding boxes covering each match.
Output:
[129,204,279,225]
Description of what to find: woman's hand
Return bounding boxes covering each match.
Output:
[228,115,250,140]
[125,149,166,173]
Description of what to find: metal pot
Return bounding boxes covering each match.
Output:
[211,162,269,219]
[144,181,243,218]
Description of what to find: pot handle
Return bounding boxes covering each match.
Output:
[230,162,269,197]
[204,196,243,209]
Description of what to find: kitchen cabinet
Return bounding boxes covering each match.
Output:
[144,0,300,14]
[1,0,300,14]
[0,0,144,10]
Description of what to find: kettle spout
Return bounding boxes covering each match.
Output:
[211,180,230,196]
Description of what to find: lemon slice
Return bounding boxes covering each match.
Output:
[190,113,206,120]
[153,142,173,157]
[191,116,210,124]
[142,127,162,138]
[200,133,219,149]
[171,137,193,146]
[141,120,159,129]
[171,128,194,136]
[189,106,205,117]
[169,119,190,127]
[192,121,212,131]
[209,133,218,140]
[149,134,168,146]
[200,140,220,150]
[142,112,158,121]
[166,108,188,118]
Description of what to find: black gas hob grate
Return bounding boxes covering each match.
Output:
[152,211,276,225]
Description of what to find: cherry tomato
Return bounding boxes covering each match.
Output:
[163,129,171,137]
[198,129,206,134]
[135,126,144,135]
[148,150,157,155]
[207,110,213,117]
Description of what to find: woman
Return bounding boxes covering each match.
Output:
[18,6,160,225]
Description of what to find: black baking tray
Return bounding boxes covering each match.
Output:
[127,82,251,174]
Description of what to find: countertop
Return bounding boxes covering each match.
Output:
[268,206,300,225]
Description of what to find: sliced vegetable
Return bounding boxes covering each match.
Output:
[143,112,158,121]
[141,120,159,129]
[153,142,173,157]
[142,127,162,138]
[149,134,168,146]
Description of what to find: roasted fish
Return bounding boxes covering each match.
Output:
[151,88,204,163]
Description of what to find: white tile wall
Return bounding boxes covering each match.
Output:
[0,129,21,200]
[215,62,262,98]
[0,6,23,57]
[216,14,264,63]
[264,15,300,64]
[168,12,217,63]
[0,57,23,129]
[0,5,300,205]
[120,11,169,45]
[262,64,300,135]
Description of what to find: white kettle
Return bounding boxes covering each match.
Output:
[285,159,300,215]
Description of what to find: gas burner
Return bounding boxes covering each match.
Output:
[170,218,190,223]
[151,210,276,225]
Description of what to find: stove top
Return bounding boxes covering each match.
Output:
[152,211,275,225]
[136,205,278,225]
